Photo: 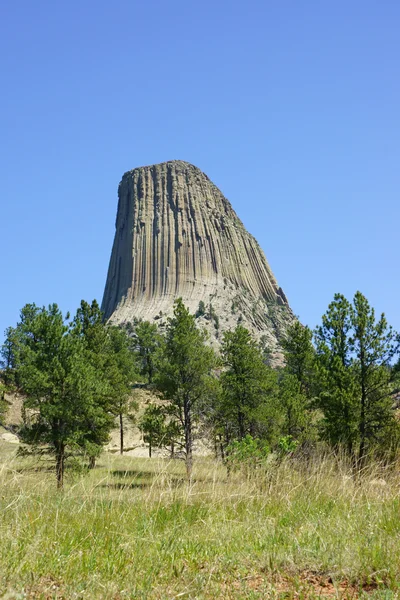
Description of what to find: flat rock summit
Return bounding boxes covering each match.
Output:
[102,160,294,355]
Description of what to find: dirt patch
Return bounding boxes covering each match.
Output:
[262,569,383,598]
[1,576,67,599]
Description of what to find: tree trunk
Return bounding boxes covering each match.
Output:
[238,410,245,439]
[56,443,65,489]
[183,397,193,480]
[88,455,96,469]
[119,412,124,455]
[219,435,225,462]
[170,441,175,459]
[358,343,367,469]
[359,405,366,468]
[149,441,152,458]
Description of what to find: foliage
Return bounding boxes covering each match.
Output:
[258,335,271,363]
[282,321,315,397]
[226,434,270,474]
[195,300,206,318]
[208,304,219,331]
[276,373,310,441]
[0,327,18,387]
[314,294,359,453]
[0,380,8,424]
[220,325,277,443]
[315,292,400,462]
[278,435,299,455]
[131,320,163,383]
[105,325,138,455]
[72,300,138,457]
[138,403,167,457]
[1,301,127,487]
[155,298,217,478]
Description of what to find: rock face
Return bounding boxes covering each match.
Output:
[102,161,294,354]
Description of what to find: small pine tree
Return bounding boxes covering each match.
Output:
[132,320,163,383]
[278,321,317,444]
[2,302,116,488]
[195,301,206,318]
[277,373,309,440]
[139,404,166,457]
[10,304,112,487]
[155,299,216,479]
[106,326,138,455]
[220,325,277,442]
[282,321,315,397]
[72,301,138,457]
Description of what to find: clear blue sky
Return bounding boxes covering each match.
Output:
[1,0,399,342]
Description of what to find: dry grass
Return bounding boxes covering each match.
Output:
[0,442,400,598]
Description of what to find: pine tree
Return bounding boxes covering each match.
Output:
[277,321,317,444]
[277,373,309,440]
[2,302,120,487]
[155,299,216,479]
[106,325,138,455]
[139,404,166,457]
[72,300,137,456]
[315,292,400,462]
[132,320,163,384]
[282,321,315,396]
[315,294,358,453]
[351,291,399,463]
[220,325,277,442]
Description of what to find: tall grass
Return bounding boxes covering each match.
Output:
[0,442,399,598]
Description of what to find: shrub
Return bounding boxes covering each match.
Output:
[226,435,270,474]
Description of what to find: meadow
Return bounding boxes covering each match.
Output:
[0,441,399,599]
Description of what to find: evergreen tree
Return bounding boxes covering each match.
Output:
[155,299,216,479]
[315,294,358,453]
[0,327,18,386]
[277,321,317,445]
[132,320,163,383]
[351,291,399,463]
[315,292,400,462]
[72,300,137,456]
[220,325,277,442]
[282,321,315,396]
[277,373,309,440]
[139,404,166,457]
[4,303,115,488]
[106,326,138,455]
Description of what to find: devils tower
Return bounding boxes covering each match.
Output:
[102,160,294,354]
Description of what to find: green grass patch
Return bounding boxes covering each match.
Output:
[0,443,400,598]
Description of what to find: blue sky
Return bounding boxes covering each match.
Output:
[1,0,399,342]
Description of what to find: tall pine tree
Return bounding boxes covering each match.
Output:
[315,292,400,462]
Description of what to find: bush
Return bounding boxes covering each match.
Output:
[195,301,206,318]
[278,435,299,455]
[226,435,270,474]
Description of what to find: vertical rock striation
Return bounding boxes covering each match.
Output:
[102,160,294,353]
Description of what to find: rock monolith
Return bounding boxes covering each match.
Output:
[102,160,294,355]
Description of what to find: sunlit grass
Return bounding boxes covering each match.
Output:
[1,441,400,598]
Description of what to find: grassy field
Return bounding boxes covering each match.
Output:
[0,441,399,599]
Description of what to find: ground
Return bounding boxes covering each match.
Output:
[0,436,399,599]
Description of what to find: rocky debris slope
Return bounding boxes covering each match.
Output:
[102,160,295,355]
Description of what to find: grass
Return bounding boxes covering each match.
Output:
[1,442,400,598]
